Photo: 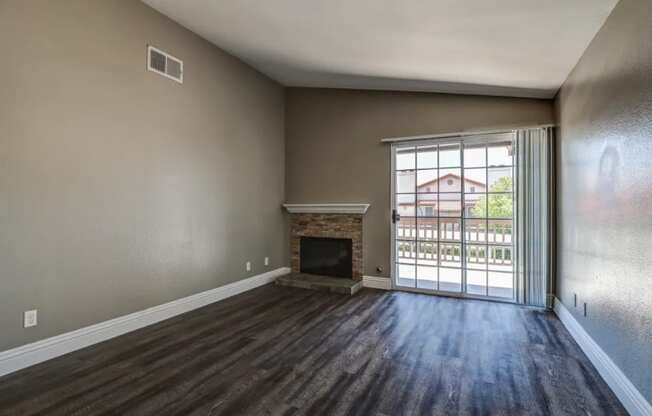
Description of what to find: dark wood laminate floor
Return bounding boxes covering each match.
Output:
[0,285,626,416]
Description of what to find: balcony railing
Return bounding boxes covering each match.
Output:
[396,218,512,267]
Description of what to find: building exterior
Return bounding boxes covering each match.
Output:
[397,173,486,217]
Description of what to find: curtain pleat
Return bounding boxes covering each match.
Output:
[516,127,555,307]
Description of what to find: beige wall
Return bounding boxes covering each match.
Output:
[555,0,652,402]
[0,1,286,350]
[285,88,554,278]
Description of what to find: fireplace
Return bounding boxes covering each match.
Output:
[289,213,363,280]
[300,237,353,278]
[280,205,368,293]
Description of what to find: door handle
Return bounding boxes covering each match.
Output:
[392,209,401,224]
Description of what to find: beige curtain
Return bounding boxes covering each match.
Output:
[515,127,556,307]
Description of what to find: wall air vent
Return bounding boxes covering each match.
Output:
[147,45,183,83]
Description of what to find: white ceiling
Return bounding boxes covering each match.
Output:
[143,0,619,99]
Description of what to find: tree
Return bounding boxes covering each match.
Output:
[470,177,512,218]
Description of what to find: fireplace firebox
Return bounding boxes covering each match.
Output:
[300,237,353,278]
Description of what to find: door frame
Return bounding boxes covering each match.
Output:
[389,134,517,303]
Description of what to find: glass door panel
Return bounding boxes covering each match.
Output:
[393,134,515,301]
[417,241,438,290]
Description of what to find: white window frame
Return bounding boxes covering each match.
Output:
[390,133,517,302]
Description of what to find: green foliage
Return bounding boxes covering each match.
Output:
[470,177,513,218]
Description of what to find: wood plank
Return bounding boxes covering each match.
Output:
[0,285,627,415]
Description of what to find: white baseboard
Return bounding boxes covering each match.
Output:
[0,267,291,378]
[554,297,652,416]
[363,275,391,290]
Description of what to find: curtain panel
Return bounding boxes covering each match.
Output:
[515,127,556,307]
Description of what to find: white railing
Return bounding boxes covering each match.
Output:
[396,219,512,266]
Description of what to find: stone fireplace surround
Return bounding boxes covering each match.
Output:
[283,204,368,281]
[290,213,363,280]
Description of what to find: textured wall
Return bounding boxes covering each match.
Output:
[555,0,652,402]
[286,88,554,278]
[0,1,286,350]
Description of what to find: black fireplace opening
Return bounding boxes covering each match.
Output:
[300,237,353,278]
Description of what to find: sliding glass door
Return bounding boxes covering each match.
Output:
[391,133,515,301]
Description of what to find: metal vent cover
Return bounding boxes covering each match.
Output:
[147,45,183,83]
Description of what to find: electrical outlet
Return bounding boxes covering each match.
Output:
[264,257,269,266]
[583,302,588,317]
[24,310,38,328]
[246,261,251,272]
